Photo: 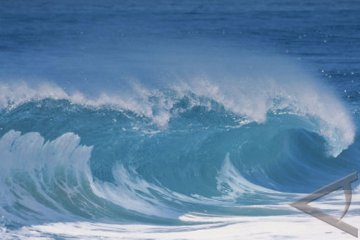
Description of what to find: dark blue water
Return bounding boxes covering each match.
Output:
[0,0,359,234]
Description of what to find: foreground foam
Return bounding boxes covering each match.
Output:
[2,215,359,240]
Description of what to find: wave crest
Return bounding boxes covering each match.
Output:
[0,78,355,156]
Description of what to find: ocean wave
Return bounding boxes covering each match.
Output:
[0,125,357,227]
[0,71,357,227]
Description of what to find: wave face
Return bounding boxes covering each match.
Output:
[0,78,359,228]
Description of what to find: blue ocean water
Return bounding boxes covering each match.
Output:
[0,1,359,239]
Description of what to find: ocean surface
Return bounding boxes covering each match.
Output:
[0,1,359,239]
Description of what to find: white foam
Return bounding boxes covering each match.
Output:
[2,215,359,240]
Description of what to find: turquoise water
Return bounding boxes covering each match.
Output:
[0,1,359,239]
